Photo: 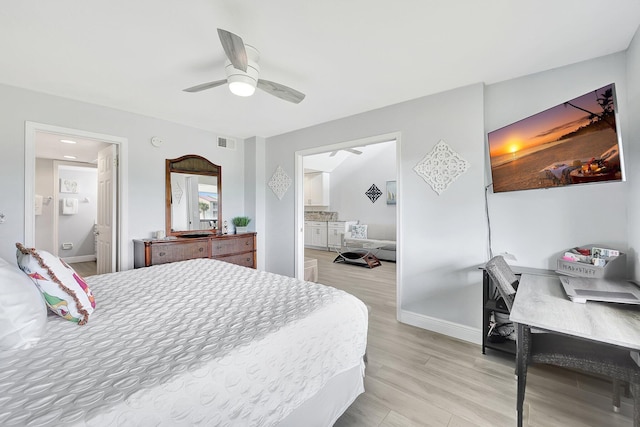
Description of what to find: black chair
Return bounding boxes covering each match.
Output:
[485,255,640,427]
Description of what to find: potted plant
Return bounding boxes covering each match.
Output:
[231,216,251,233]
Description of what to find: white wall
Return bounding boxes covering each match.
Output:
[485,52,629,270]
[329,141,396,227]
[264,83,487,341]
[244,136,266,270]
[0,83,246,268]
[626,26,640,280]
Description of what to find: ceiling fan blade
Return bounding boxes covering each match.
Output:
[183,79,227,93]
[257,79,305,104]
[217,28,248,72]
[346,148,362,155]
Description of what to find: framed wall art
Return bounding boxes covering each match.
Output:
[386,181,396,205]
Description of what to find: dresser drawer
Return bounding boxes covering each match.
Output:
[150,240,209,265]
[215,252,255,268]
[211,235,254,256]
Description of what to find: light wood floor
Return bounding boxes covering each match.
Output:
[69,260,97,277]
[302,249,634,427]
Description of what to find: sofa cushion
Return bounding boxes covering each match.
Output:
[365,224,395,241]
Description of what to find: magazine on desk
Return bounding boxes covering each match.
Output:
[559,276,640,304]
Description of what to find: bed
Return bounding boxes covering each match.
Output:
[0,257,368,426]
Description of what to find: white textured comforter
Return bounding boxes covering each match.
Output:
[0,258,368,426]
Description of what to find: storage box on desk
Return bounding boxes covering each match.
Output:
[556,247,626,279]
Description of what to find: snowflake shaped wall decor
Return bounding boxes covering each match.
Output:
[268,166,292,200]
[172,181,184,204]
[414,140,470,195]
[365,184,382,203]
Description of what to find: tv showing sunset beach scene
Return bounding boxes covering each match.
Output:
[487,83,623,193]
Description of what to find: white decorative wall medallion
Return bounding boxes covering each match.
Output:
[413,139,470,195]
[268,166,292,200]
[172,181,184,204]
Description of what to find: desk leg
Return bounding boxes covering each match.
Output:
[516,323,528,427]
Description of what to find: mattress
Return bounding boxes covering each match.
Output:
[0,258,368,426]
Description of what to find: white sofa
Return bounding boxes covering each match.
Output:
[344,223,396,262]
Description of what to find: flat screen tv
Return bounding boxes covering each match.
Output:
[487,83,623,193]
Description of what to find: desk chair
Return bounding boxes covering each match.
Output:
[485,255,640,427]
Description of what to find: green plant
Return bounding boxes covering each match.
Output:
[199,202,209,216]
[231,216,251,227]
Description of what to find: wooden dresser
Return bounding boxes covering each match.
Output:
[134,233,256,269]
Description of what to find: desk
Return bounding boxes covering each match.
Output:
[510,274,640,350]
[510,274,640,426]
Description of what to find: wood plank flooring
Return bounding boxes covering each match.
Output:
[69,260,97,277]
[302,249,634,427]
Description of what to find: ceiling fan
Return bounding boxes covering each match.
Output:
[183,29,305,104]
[329,148,362,157]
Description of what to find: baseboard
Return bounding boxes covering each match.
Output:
[399,309,482,345]
[61,254,96,264]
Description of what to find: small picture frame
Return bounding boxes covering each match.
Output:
[60,178,78,194]
[386,180,397,205]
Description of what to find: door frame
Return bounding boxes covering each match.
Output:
[294,131,402,316]
[25,121,129,271]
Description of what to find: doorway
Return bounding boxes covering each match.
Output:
[294,132,401,312]
[25,122,129,272]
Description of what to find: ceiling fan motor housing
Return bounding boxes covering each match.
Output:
[226,45,260,96]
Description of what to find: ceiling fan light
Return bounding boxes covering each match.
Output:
[229,80,256,97]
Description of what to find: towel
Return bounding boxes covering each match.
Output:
[34,195,43,216]
[62,198,78,215]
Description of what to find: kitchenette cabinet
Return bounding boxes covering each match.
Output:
[305,221,328,248]
[304,172,330,206]
[305,220,358,250]
[327,221,345,249]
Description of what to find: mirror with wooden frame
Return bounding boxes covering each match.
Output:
[165,155,222,237]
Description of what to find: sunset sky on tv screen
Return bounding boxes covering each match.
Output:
[487,84,621,193]
[489,84,613,158]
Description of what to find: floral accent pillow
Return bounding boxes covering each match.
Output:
[16,243,95,325]
[351,225,368,240]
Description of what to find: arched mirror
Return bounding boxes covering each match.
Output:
[166,155,221,236]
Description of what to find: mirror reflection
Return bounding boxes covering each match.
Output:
[165,155,222,236]
[170,173,219,231]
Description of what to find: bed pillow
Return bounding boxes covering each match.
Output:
[15,243,95,325]
[351,225,368,239]
[0,259,47,349]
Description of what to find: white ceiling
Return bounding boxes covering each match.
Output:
[2,1,639,139]
[35,131,110,164]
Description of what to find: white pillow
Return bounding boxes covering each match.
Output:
[351,225,368,239]
[0,261,47,350]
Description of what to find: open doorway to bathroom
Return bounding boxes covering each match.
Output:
[25,122,128,274]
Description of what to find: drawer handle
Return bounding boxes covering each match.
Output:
[245,241,249,245]
[216,245,222,249]
[199,247,204,252]
[246,257,251,262]
[159,252,166,256]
